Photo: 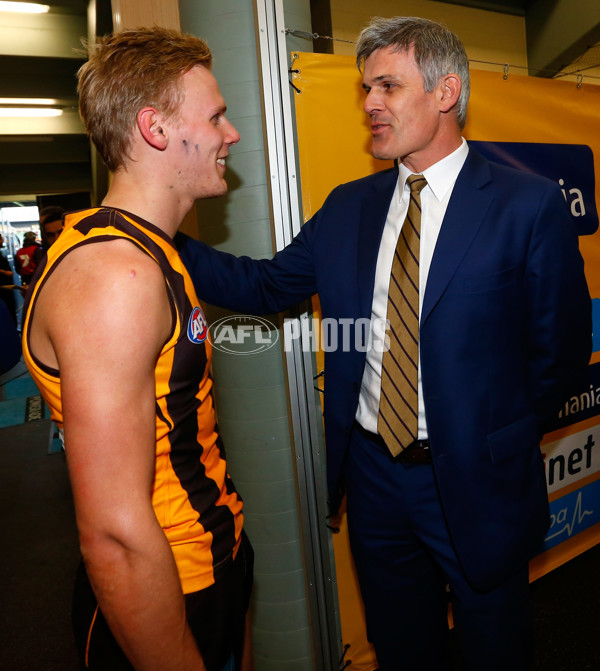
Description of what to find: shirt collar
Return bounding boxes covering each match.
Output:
[398,137,469,202]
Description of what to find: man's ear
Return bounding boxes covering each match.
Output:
[137,107,168,150]
[439,74,461,113]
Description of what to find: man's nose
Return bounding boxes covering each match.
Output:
[225,119,240,147]
[364,89,383,115]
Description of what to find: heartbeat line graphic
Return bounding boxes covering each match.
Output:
[545,491,594,542]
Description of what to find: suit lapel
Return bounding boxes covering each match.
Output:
[356,168,398,317]
[421,148,495,325]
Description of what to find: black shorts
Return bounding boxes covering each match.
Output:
[72,531,254,671]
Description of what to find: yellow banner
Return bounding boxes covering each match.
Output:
[293,52,600,670]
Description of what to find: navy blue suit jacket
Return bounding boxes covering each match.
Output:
[179,147,592,591]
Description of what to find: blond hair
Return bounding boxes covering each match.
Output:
[78,27,212,172]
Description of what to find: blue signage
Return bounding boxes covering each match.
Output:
[547,361,600,433]
[470,141,598,236]
[541,478,600,551]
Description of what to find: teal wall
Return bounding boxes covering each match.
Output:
[178,2,316,669]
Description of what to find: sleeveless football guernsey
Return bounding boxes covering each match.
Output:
[23,207,244,594]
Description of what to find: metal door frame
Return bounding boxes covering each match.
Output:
[254,1,342,668]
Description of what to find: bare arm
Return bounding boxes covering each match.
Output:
[35,240,205,670]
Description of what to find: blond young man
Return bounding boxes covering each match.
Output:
[22,28,252,671]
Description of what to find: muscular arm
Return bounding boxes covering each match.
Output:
[35,240,205,670]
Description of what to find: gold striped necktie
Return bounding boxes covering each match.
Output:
[378,174,427,457]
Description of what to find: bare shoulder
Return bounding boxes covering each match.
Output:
[50,237,167,311]
[32,238,172,370]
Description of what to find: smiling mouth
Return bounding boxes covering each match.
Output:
[217,158,226,167]
[370,121,388,134]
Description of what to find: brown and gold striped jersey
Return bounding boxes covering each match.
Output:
[23,207,244,594]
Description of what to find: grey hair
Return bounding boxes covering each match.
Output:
[356,16,470,129]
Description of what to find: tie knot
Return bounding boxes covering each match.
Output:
[406,174,427,194]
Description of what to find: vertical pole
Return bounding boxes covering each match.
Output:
[255,1,341,668]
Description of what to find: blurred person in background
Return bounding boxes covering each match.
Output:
[38,205,65,251]
[14,231,42,286]
[0,232,17,325]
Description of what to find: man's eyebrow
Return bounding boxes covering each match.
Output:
[362,74,400,89]
[211,104,227,116]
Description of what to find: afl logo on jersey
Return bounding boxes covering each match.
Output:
[188,306,208,344]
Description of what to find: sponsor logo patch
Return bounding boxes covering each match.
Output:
[188,306,208,344]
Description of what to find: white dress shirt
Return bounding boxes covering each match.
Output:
[355,138,469,438]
